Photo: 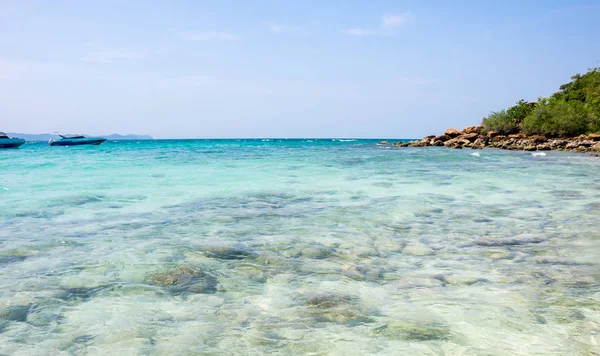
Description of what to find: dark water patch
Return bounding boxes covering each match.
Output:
[302,293,374,324]
[144,266,218,295]
[584,202,600,211]
[472,217,493,223]
[56,285,112,302]
[47,194,105,208]
[0,255,28,264]
[548,190,584,199]
[201,246,258,260]
[371,320,451,341]
[422,194,456,203]
[372,182,393,188]
[474,234,545,247]
[13,209,65,219]
[0,305,34,322]
[74,335,96,344]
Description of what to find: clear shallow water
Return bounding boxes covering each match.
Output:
[1,139,599,355]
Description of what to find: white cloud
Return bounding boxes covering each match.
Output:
[82,49,145,64]
[179,32,239,41]
[268,23,304,35]
[344,28,380,36]
[382,13,410,29]
[345,12,411,37]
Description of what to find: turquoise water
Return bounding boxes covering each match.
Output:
[1,139,599,355]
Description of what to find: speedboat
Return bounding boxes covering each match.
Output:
[0,132,25,148]
[49,134,106,146]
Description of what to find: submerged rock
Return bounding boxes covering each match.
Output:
[144,266,217,295]
[403,241,433,256]
[0,247,40,264]
[474,234,545,247]
[0,304,33,322]
[56,285,111,302]
[201,246,257,260]
[303,293,373,324]
[371,320,451,341]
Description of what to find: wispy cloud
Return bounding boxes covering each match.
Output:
[179,32,239,41]
[344,28,379,36]
[382,14,409,29]
[267,23,305,35]
[0,59,54,80]
[345,12,411,36]
[82,49,145,63]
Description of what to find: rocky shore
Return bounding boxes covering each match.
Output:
[386,126,600,155]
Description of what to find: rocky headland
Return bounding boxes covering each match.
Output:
[386,126,600,155]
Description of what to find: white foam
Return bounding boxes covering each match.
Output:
[532,152,547,157]
[470,152,480,156]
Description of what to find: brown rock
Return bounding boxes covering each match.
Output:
[471,138,487,149]
[549,139,568,148]
[523,146,537,151]
[378,141,390,145]
[444,138,470,149]
[457,133,479,142]
[491,135,507,143]
[592,142,600,152]
[508,133,526,139]
[434,135,450,142]
[462,126,482,134]
[567,140,595,149]
[487,131,499,138]
[530,135,547,144]
[432,140,444,146]
[536,143,551,151]
[444,128,461,138]
[588,133,600,141]
[423,135,436,140]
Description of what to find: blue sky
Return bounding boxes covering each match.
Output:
[1,0,599,138]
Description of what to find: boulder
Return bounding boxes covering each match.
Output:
[523,145,537,151]
[444,138,469,149]
[462,126,481,134]
[444,128,461,138]
[434,135,450,142]
[530,135,547,144]
[471,138,487,149]
[456,133,479,142]
[549,139,568,148]
[378,141,390,145]
[487,131,499,137]
[536,143,551,151]
[588,133,600,141]
[432,140,444,146]
[578,140,595,148]
[566,140,595,149]
[592,142,600,152]
[508,133,526,139]
[491,135,507,143]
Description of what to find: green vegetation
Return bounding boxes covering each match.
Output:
[482,67,600,137]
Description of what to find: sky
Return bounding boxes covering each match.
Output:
[1,0,600,139]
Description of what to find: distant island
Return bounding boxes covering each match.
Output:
[390,67,600,154]
[7,133,153,141]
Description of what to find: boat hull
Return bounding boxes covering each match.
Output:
[49,138,106,146]
[0,139,25,149]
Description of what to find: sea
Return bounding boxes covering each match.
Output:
[1,139,599,355]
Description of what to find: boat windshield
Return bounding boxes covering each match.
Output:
[60,134,86,139]
[0,132,9,139]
